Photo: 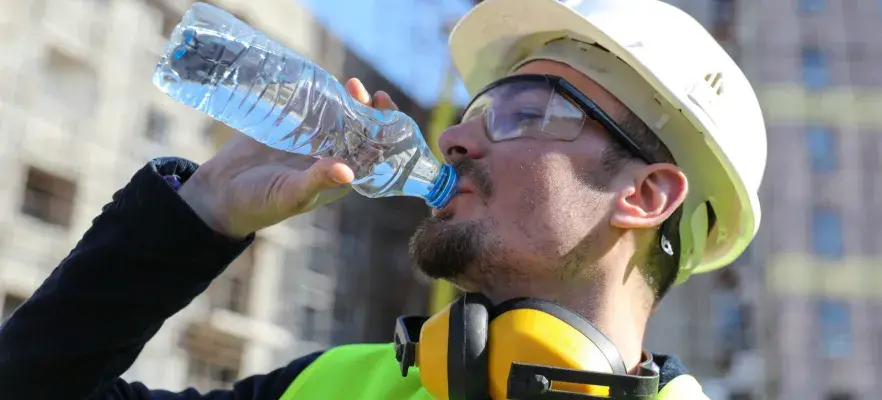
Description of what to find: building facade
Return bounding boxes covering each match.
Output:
[647,1,882,399]
[0,0,432,393]
[739,1,882,399]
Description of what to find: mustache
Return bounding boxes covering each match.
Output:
[452,158,493,199]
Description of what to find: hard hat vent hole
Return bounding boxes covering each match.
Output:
[704,72,724,95]
[706,202,717,235]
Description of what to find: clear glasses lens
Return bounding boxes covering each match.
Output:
[462,79,587,143]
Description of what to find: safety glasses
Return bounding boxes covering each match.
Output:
[462,74,676,257]
[460,74,656,165]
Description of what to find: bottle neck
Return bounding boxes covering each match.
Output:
[424,164,458,209]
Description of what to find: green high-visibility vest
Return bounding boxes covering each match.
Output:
[279,343,709,400]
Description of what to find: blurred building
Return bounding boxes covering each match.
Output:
[738,1,882,399]
[647,1,882,399]
[0,0,431,393]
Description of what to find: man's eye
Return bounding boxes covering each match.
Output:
[515,111,544,123]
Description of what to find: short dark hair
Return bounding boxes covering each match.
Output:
[601,110,683,305]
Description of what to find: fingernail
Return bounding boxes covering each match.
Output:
[328,170,348,184]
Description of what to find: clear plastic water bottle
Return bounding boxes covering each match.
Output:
[152,2,457,209]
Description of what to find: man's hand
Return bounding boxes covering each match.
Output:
[179,78,400,238]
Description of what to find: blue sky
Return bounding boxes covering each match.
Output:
[297,0,473,109]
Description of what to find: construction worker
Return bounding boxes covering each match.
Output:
[0,0,765,399]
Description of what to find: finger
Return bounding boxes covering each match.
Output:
[282,158,352,212]
[305,157,355,193]
[272,157,353,215]
[372,90,399,111]
[345,78,371,106]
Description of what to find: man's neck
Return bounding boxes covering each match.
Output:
[485,277,652,373]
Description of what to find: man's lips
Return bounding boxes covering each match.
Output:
[432,185,475,216]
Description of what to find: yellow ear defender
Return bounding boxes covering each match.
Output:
[394,293,660,399]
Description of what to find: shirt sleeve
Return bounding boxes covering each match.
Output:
[0,157,320,400]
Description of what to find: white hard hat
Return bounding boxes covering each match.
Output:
[448,0,767,284]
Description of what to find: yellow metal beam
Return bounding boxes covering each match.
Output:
[759,84,882,128]
[766,253,882,299]
[429,280,457,314]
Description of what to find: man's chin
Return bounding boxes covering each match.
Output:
[408,216,490,282]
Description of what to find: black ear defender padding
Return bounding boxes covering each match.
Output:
[491,298,628,375]
[447,292,493,400]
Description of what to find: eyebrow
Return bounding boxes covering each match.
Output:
[495,84,550,105]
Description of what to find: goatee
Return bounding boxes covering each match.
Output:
[409,157,498,282]
[408,215,492,281]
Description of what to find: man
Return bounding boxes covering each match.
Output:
[0,0,766,399]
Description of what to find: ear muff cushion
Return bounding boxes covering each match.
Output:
[448,293,493,400]
[491,298,628,375]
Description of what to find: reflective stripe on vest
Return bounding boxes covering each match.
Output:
[278,343,707,400]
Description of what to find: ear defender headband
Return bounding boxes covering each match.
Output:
[394,293,660,399]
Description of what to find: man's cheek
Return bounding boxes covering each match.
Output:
[487,179,541,233]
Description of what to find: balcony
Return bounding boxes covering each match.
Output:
[0,98,87,179]
[767,253,882,300]
[186,309,293,349]
[182,322,245,391]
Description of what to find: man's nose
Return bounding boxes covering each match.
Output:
[437,119,489,163]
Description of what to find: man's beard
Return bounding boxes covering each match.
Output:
[407,154,619,289]
[409,216,494,281]
[408,159,497,282]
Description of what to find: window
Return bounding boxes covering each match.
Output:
[208,245,253,314]
[714,289,752,353]
[812,208,843,259]
[187,359,238,390]
[802,48,829,90]
[302,306,317,341]
[806,127,836,171]
[183,325,244,392]
[712,0,736,41]
[2,294,26,322]
[817,300,851,358]
[714,0,735,23]
[308,246,336,275]
[144,108,169,143]
[799,0,825,12]
[43,49,98,117]
[21,167,77,228]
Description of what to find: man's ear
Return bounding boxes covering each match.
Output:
[610,164,688,230]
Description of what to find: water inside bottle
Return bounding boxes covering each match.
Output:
[152,3,457,208]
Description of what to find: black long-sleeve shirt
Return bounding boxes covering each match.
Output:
[0,157,691,400]
[0,158,325,400]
